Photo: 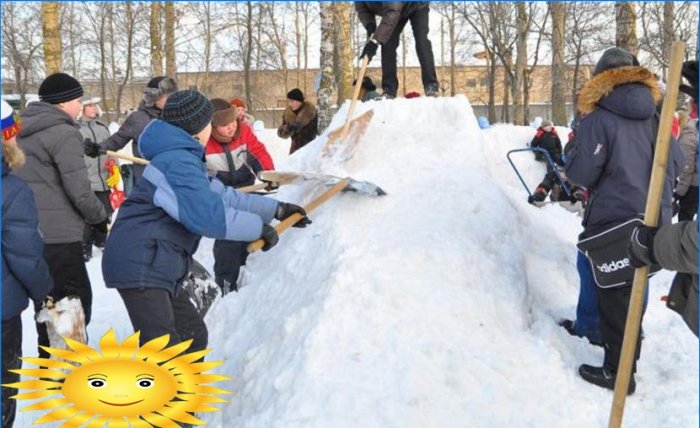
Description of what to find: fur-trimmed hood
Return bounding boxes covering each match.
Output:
[283,101,317,127]
[578,66,662,118]
[2,142,25,172]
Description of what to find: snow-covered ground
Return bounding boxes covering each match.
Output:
[17,96,698,428]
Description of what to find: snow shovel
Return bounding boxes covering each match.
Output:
[258,170,387,197]
[506,147,571,200]
[35,296,87,356]
[106,150,272,194]
[608,41,685,428]
[323,55,374,157]
[247,179,350,254]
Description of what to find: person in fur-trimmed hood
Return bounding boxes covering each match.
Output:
[566,47,684,395]
[277,88,318,154]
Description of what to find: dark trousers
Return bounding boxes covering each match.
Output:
[213,240,249,293]
[2,316,21,428]
[35,242,92,358]
[381,7,438,97]
[83,191,114,257]
[678,186,698,221]
[597,284,643,373]
[118,288,208,353]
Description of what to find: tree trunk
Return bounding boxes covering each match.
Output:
[165,1,176,77]
[335,2,353,105]
[303,5,309,94]
[295,2,302,88]
[202,2,212,94]
[662,2,674,81]
[318,2,335,133]
[244,1,253,109]
[550,2,567,126]
[502,73,510,123]
[487,50,497,124]
[401,32,407,95]
[615,2,638,56]
[115,2,135,124]
[513,2,528,125]
[449,3,456,96]
[150,2,163,76]
[41,2,62,74]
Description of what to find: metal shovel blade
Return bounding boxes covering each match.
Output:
[259,170,387,197]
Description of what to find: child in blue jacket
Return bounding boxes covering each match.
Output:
[102,90,309,352]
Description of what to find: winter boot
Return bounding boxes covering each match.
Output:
[578,364,636,395]
[425,85,440,97]
[528,187,547,204]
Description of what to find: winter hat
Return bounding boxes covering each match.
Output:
[81,95,101,106]
[680,60,698,101]
[210,98,237,127]
[287,88,305,102]
[143,76,178,107]
[38,73,84,104]
[541,119,553,128]
[1,100,21,142]
[162,90,213,136]
[593,47,638,76]
[230,98,246,109]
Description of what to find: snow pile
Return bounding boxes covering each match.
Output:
[17,96,697,428]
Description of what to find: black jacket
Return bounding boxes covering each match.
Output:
[355,2,429,44]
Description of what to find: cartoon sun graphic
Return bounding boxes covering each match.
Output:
[5,329,230,427]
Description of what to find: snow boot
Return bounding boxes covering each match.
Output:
[578,364,636,395]
[528,187,547,204]
[559,319,603,347]
[425,85,440,97]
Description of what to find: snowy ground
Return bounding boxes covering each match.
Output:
[16,96,698,428]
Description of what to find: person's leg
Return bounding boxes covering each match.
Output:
[597,285,642,373]
[2,316,21,428]
[380,18,409,98]
[213,240,248,294]
[678,186,698,221]
[574,252,601,342]
[118,288,183,347]
[408,7,439,94]
[172,291,208,354]
[93,191,114,248]
[82,222,94,261]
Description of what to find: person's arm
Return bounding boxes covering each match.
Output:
[277,111,291,139]
[242,125,275,171]
[99,111,144,152]
[2,183,53,302]
[654,220,698,274]
[49,128,107,224]
[372,2,404,44]
[674,123,697,197]
[564,115,607,189]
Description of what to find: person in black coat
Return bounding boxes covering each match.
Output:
[1,100,53,428]
[356,2,439,98]
[566,47,684,394]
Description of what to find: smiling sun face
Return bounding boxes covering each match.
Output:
[4,329,230,427]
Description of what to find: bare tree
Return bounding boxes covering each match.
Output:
[334,2,354,104]
[2,2,43,109]
[524,2,550,123]
[639,2,698,78]
[61,2,85,78]
[164,1,176,76]
[615,2,638,56]
[150,1,163,76]
[42,2,62,74]
[318,2,335,132]
[263,3,290,94]
[550,2,567,125]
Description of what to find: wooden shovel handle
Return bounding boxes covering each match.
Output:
[247,179,349,253]
[340,55,370,140]
[106,150,149,165]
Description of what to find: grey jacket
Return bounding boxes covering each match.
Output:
[15,102,107,244]
[79,118,112,192]
[654,220,698,336]
[99,101,161,180]
[675,119,698,197]
[355,2,429,44]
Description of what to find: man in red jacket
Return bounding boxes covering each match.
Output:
[205,98,275,293]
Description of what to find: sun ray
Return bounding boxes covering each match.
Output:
[84,414,109,428]
[12,389,62,400]
[106,417,129,428]
[142,411,181,428]
[135,334,171,358]
[10,368,67,379]
[64,337,102,360]
[20,357,76,370]
[21,397,71,411]
[4,379,62,390]
[127,416,154,428]
[145,340,193,364]
[40,346,92,364]
[174,393,228,404]
[33,404,82,424]
[162,349,210,368]
[158,404,204,425]
[58,411,93,428]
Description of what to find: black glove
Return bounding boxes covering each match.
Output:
[263,180,280,192]
[275,202,311,228]
[260,224,279,252]
[628,226,658,268]
[120,164,132,179]
[84,138,105,158]
[361,39,378,62]
[287,122,302,134]
[365,22,377,39]
[92,218,110,234]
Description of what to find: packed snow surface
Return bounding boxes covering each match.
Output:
[18,96,698,428]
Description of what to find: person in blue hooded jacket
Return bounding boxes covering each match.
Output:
[102,90,310,352]
[565,47,684,394]
[1,100,53,428]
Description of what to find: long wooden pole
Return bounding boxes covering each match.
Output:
[607,41,685,428]
[340,55,369,140]
[247,179,349,253]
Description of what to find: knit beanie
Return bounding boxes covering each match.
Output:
[287,88,305,102]
[143,76,178,107]
[230,98,246,109]
[1,100,21,142]
[210,98,237,127]
[593,47,637,76]
[162,90,213,135]
[38,73,84,104]
[680,60,698,101]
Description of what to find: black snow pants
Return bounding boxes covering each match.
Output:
[2,316,21,428]
[213,239,249,294]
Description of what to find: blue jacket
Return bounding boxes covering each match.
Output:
[102,120,278,294]
[2,154,53,320]
[566,66,684,237]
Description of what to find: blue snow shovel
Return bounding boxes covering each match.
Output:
[506,147,571,200]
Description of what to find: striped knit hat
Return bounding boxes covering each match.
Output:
[1,100,21,142]
[38,73,84,104]
[162,90,213,135]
